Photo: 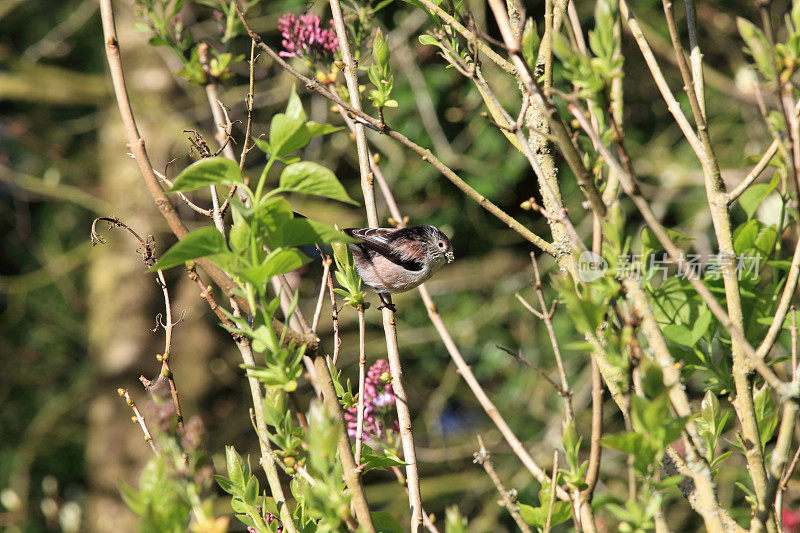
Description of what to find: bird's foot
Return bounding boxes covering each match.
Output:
[377,294,396,313]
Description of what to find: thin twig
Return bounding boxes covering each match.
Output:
[544,450,559,533]
[335,76,570,499]
[311,256,332,334]
[117,388,159,456]
[390,466,441,533]
[496,345,569,398]
[354,305,367,465]
[325,264,341,364]
[91,217,185,431]
[420,286,569,500]
[727,139,780,204]
[473,436,533,533]
[530,254,573,422]
[150,165,212,216]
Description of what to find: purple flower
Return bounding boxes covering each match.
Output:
[277,13,338,61]
[345,360,399,444]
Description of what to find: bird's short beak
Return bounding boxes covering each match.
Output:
[445,251,454,263]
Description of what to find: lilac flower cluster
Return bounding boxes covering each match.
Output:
[247,513,281,532]
[277,13,338,61]
[345,359,399,443]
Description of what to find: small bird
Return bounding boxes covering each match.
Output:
[343,225,454,311]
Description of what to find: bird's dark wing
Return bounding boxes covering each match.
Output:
[343,227,425,271]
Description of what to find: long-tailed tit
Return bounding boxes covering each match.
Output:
[343,225,454,311]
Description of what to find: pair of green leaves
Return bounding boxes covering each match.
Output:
[256,85,345,160]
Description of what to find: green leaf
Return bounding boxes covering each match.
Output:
[601,432,645,455]
[229,207,250,254]
[214,475,238,496]
[521,18,540,70]
[518,503,546,527]
[739,182,776,218]
[279,218,357,246]
[238,248,311,286]
[691,309,713,344]
[278,161,358,204]
[226,446,246,488]
[373,29,390,66]
[167,157,242,192]
[119,482,145,516]
[359,445,406,472]
[662,324,694,346]
[371,511,404,533]
[418,34,439,47]
[269,113,308,156]
[149,227,229,271]
[285,85,306,121]
[737,17,776,80]
[305,121,343,136]
[243,477,259,505]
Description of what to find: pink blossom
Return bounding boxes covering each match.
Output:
[345,359,399,443]
[784,507,800,533]
[277,13,338,61]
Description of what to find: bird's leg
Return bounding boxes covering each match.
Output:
[377,293,396,312]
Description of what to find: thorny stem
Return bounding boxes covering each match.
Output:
[327,0,422,528]
[117,388,159,456]
[473,436,533,533]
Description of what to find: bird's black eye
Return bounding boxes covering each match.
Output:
[438,241,445,248]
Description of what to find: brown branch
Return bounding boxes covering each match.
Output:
[728,139,780,204]
[314,357,376,532]
[117,388,159,456]
[473,436,533,533]
[496,345,569,399]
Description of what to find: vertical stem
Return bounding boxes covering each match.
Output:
[327,1,422,528]
[355,306,367,464]
[314,357,376,533]
[235,335,298,533]
[684,0,706,118]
